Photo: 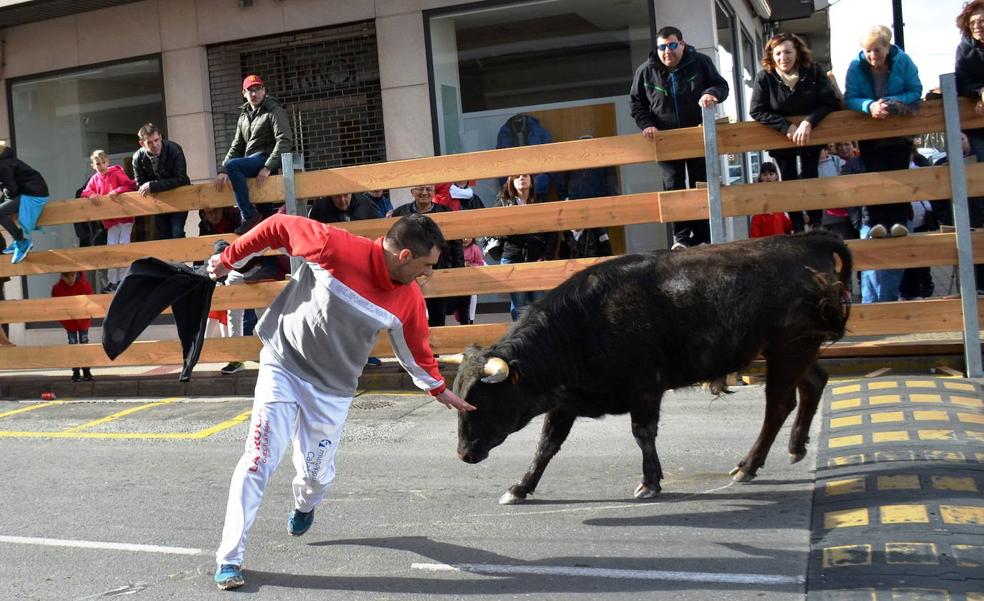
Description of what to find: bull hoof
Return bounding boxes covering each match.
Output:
[498,491,527,505]
[633,483,661,499]
[731,469,756,483]
[788,451,806,464]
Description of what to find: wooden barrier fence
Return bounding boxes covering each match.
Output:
[0,97,981,372]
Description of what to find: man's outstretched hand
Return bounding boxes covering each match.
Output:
[207,253,231,281]
[435,389,475,412]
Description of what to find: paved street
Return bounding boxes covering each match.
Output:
[0,385,816,600]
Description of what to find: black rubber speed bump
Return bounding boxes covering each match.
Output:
[807,376,984,601]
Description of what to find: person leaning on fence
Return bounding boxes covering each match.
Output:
[82,150,137,293]
[391,185,466,327]
[750,33,841,232]
[363,189,393,218]
[749,162,793,238]
[207,212,474,591]
[214,74,293,235]
[629,25,729,250]
[52,271,94,382]
[955,0,984,163]
[132,123,191,240]
[0,146,50,264]
[844,24,921,243]
[494,174,558,320]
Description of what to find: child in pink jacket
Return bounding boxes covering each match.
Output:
[81,149,137,292]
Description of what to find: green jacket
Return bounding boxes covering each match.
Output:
[220,96,293,173]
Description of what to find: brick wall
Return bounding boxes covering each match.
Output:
[207,21,386,175]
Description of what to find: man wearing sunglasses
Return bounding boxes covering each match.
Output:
[630,26,729,249]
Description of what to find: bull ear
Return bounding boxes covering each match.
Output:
[480,357,510,383]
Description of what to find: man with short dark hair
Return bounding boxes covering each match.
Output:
[207,212,473,590]
[630,26,729,248]
[132,123,191,239]
[214,74,293,235]
[308,193,376,223]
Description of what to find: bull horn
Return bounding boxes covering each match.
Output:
[481,357,510,383]
[440,353,464,365]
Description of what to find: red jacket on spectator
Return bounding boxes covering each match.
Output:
[750,212,793,238]
[51,272,94,332]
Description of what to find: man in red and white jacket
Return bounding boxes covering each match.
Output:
[208,212,473,590]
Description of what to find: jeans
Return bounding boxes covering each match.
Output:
[224,154,269,219]
[858,224,904,303]
[658,157,710,247]
[155,212,188,239]
[499,255,543,321]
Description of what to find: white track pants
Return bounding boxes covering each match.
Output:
[215,347,352,567]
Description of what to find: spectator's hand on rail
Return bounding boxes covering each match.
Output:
[255,167,271,188]
[89,195,102,207]
[207,253,230,281]
[698,94,718,108]
[869,99,890,119]
[108,191,119,201]
[791,121,812,146]
[435,388,475,412]
[976,93,984,116]
[138,182,153,197]
[642,126,659,142]
[214,173,229,191]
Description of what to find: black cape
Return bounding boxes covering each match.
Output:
[103,258,216,381]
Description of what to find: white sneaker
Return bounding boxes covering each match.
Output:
[868,224,887,239]
[890,223,908,237]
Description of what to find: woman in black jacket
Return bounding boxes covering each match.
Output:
[956,0,984,161]
[750,33,840,231]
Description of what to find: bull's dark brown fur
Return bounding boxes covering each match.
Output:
[454,231,852,503]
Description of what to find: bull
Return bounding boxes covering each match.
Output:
[452,231,851,504]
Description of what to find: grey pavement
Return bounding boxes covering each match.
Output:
[0,384,816,601]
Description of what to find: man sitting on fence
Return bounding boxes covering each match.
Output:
[214,74,293,235]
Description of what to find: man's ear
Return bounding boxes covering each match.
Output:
[398,248,412,263]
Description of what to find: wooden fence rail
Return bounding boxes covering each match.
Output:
[0,98,980,373]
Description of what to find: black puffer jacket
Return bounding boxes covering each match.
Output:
[956,36,984,137]
[0,146,48,200]
[494,194,558,263]
[749,64,840,135]
[629,45,730,131]
[132,139,191,194]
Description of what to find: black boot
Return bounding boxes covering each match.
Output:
[72,368,81,382]
[82,367,93,381]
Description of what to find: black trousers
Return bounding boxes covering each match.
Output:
[659,157,710,246]
[858,139,913,228]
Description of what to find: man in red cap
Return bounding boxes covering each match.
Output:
[214,74,293,235]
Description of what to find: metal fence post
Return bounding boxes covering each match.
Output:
[702,106,726,243]
[941,73,983,377]
[280,152,303,274]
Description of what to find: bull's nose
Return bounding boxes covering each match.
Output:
[458,449,487,464]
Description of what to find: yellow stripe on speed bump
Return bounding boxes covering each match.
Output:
[884,542,939,565]
[822,544,872,568]
[871,411,905,423]
[917,429,954,441]
[943,381,976,391]
[824,508,870,529]
[826,478,866,496]
[63,398,179,432]
[940,505,984,526]
[873,431,909,443]
[878,475,921,490]
[0,400,64,419]
[957,412,984,425]
[870,395,901,405]
[913,410,948,421]
[831,398,862,410]
[831,415,863,428]
[910,394,943,403]
[952,544,984,568]
[931,476,977,492]
[889,588,951,600]
[832,384,861,395]
[869,381,898,390]
[905,380,938,389]
[951,396,983,408]
[880,505,930,524]
[830,435,864,448]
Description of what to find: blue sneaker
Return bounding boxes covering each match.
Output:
[11,239,32,265]
[214,564,244,590]
[1,241,15,255]
[287,508,315,536]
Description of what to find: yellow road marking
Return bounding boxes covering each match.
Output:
[829,434,864,448]
[63,398,180,432]
[822,544,872,568]
[943,381,976,391]
[873,431,909,443]
[831,398,861,410]
[957,412,984,425]
[870,394,901,405]
[0,400,65,419]
[917,429,954,441]
[831,415,862,428]
[878,475,921,490]
[870,381,898,390]
[890,588,950,600]
[905,380,938,389]
[826,478,866,496]
[913,410,949,421]
[871,411,905,423]
[880,504,930,524]
[940,505,984,526]
[188,409,252,439]
[910,393,943,403]
[828,454,865,467]
[925,450,965,462]
[832,384,861,395]
[952,544,984,568]
[824,508,869,529]
[931,476,977,492]
[885,542,938,565]
[951,396,984,408]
